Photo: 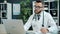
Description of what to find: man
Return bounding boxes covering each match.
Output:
[24,0,58,34]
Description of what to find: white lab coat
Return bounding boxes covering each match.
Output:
[24,11,58,34]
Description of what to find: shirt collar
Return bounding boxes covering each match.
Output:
[35,10,44,16]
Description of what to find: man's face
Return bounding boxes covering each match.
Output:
[34,2,44,14]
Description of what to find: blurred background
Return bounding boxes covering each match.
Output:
[0,0,60,34]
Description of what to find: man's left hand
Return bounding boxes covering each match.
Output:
[40,27,49,34]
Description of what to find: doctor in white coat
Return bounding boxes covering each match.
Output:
[24,0,58,34]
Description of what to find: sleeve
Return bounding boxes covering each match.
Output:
[47,13,58,33]
[24,15,34,31]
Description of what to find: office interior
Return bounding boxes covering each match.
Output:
[0,0,60,34]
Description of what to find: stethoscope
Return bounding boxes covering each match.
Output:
[33,11,44,27]
[42,11,44,27]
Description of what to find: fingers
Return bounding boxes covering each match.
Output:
[40,28,48,34]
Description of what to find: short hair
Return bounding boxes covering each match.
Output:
[35,0,44,4]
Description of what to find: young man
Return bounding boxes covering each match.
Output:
[24,0,58,34]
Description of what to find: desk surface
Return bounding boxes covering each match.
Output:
[26,31,59,34]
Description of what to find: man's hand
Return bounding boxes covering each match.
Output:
[40,27,49,34]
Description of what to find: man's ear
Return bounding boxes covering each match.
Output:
[42,5,44,10]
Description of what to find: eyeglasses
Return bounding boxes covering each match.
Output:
[34,6,43,9]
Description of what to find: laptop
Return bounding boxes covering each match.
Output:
[3,19,26,34]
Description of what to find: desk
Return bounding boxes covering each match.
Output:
[26,31,58,34]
